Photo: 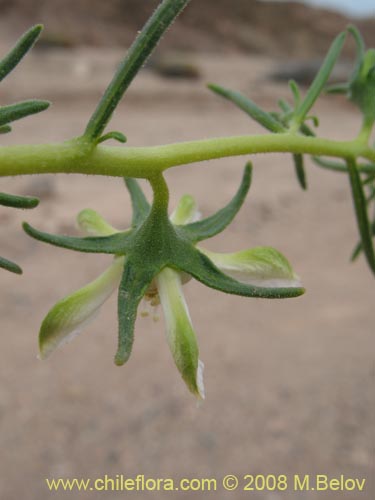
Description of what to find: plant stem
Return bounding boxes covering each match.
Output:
[0,134,373,179]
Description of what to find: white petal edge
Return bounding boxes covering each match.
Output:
[39,256,125,359]
[200,247,302,288]
[156,267,205,399]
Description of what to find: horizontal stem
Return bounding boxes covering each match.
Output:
[0,134,373,179]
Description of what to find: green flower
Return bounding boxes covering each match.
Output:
[24,164,303,398]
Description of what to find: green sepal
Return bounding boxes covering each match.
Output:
[23,222,132,255]
[293,154,307,190]
[174,246,305,299]
[115,260,157,365]
[0,192,39,209]
[346,158,375,274]
[182,163,252,242]
[0,255,22,274]
[208,83,285,133]
[0,25,43,82]
[348,25,365,67]
[0,100,50,127]
[124,178,151,227]
[292,31,346,126]
[97,131,127,144]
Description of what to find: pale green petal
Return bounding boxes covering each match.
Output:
[156,267,204,399]
[200,246,301,288]
[77,209,119,236]
[170,194,201,225]
[39,256,125,359]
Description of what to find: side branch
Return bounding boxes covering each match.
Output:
[0,135,373,179]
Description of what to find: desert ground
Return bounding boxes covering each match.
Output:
[0,45,374,499]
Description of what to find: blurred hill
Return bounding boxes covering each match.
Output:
[0,0,374,56]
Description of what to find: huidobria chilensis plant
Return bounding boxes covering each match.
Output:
[0,0,374,398]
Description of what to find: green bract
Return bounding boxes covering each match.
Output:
[24,165,303,398]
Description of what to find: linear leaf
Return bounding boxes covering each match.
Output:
[97,131,127,144]
[0,25,43,82]
[0,192,39,209]
[346,158,375,274]
[351,219,375,261]
[293,31,346,125]
[0,256,22,274]
[0,100,50,127]
[314,157,375,175]
[208,83,285,133]
[0,125,12,134]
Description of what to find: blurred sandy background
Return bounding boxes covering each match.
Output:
[0,1,374,499]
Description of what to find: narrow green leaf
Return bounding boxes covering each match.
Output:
[173,247,305,299]
[292,31,346,126]
[84,0,190,141]
[0,192,39,209]
[348,25,365,75]
[293,154,307,190]
[278,99,293,115]
[313,157,375,175]
[350,241,362,261]
[346,158,375,274]
[351,219,375,261]
[97,131,127,144]
[182,163,252,242]
[0,100,50,127]
[208,83,286,133]
[0,256,22,274]
[325,82,349,94]
[0,25,43,82]
[124,178,151,227]
[0,125,12,134]
[289,80,301,108]
[23,222,131,254]
[115,260,156,365]
[362,174,375,185]
[300,122,316,137]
